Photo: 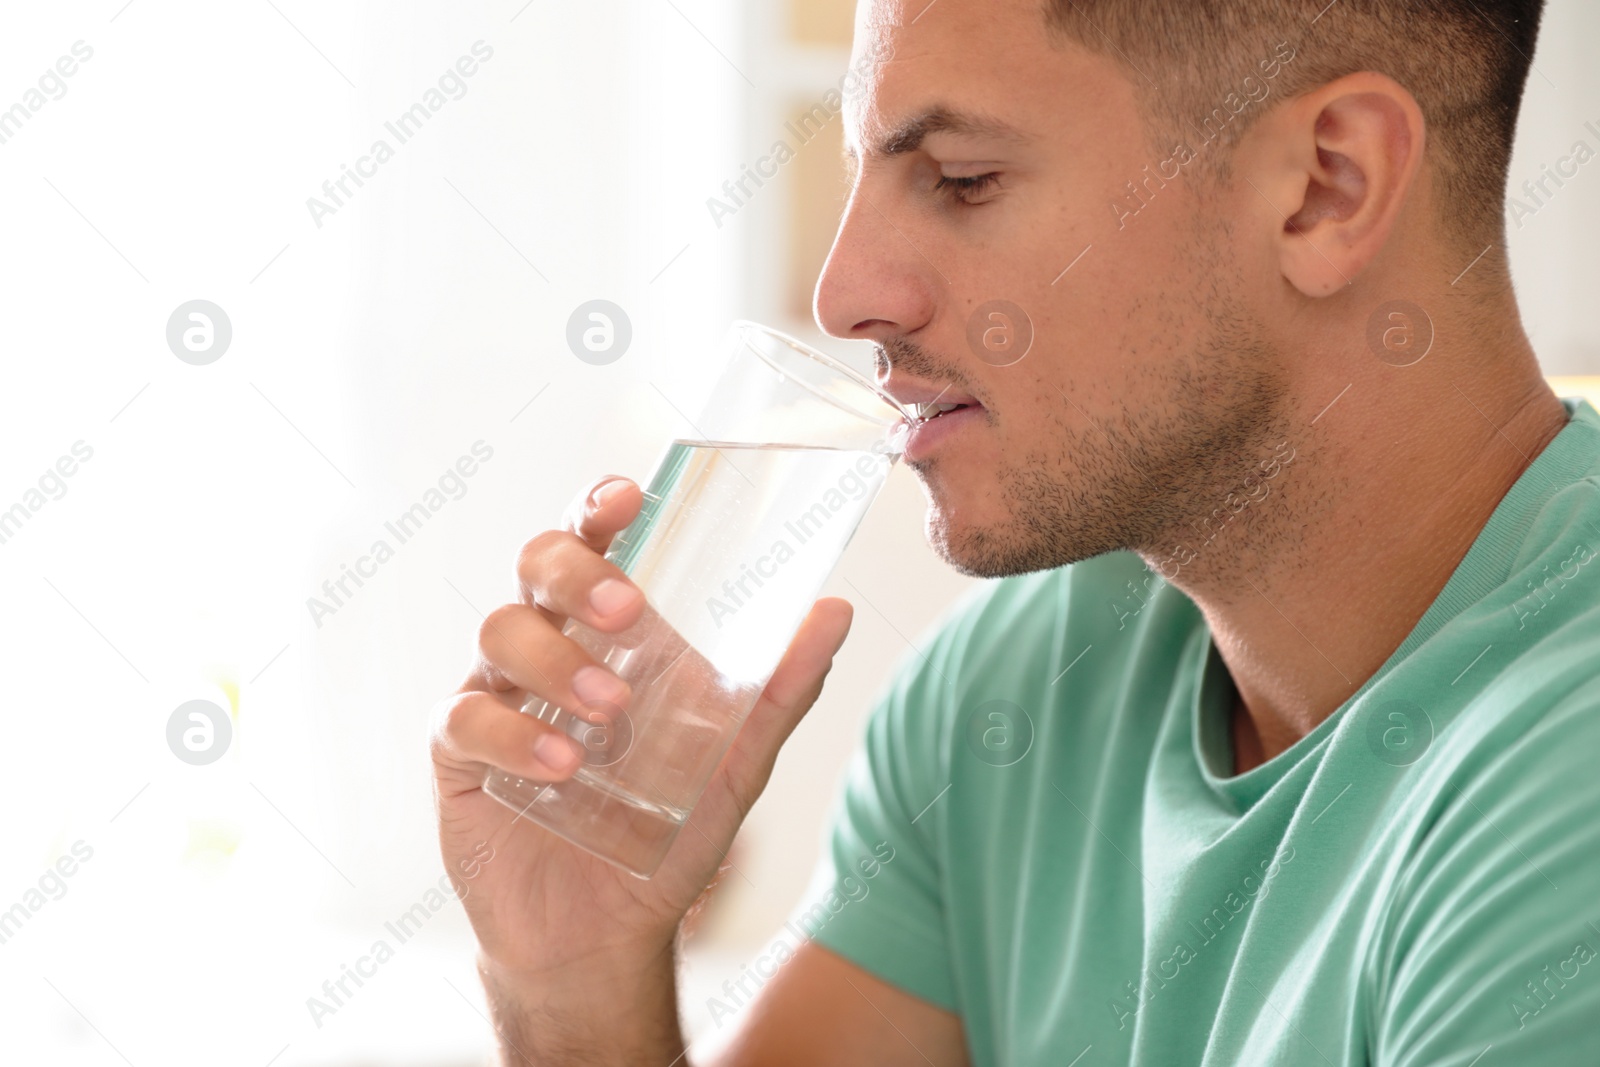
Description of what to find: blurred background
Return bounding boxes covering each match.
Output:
[0,0,1596,1062]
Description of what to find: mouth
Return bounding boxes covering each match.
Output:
[877,369,983,461]
[903,401,984,462]
[911,401,973,422]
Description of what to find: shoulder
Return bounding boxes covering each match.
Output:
[1432,603,1600,788]
[1370,632,1600,1060]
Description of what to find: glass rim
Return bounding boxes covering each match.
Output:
[730,319,913,426]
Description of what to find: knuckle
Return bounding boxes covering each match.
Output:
[515,529,567,583]
[478,603,524,650]
[431,692,480,750]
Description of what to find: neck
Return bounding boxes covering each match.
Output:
[1146,299,1570,775]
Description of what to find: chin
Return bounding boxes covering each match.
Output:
[916,464,1119,580]
[912,461,1020,578]
[923,501,1038,580]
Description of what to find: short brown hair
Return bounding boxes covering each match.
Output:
[1044,0,1545,249]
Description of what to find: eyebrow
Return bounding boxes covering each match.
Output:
[851,106,1030,160]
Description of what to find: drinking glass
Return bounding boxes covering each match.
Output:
[483,321,911,877]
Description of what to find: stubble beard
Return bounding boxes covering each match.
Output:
[907,293,1293,581]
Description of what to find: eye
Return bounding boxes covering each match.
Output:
[933,172,1000,205]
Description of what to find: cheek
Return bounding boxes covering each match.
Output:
[983,364,1053,437]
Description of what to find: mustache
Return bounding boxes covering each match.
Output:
[873,336,972,396]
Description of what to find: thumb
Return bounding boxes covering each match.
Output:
[720,596,854,810]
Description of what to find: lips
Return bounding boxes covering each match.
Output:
[903,402,983,461]
[879,376,983,461]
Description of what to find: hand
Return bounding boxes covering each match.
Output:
[430,475,855,984]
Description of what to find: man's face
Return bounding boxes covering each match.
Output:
[816,0,1287,578]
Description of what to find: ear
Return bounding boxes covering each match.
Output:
[1242,73,1426,298]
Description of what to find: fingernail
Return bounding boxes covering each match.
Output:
[535,732,579,772]
[588,479,630,511]
[589,578,638,616]
[571,664,629,708]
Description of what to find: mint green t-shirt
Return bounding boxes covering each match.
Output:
[798,397,1600,1066]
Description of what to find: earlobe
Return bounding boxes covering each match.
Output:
[1266,75,1425,298]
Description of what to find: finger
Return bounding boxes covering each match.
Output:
[721,597,854,809]
[475,603,631,717]
[563,476,643,554]
[431,690,583,786]
[514,528,645,632]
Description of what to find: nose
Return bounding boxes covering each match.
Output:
[813,183,939,344]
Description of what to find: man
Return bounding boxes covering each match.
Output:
[431,0,1600,1062]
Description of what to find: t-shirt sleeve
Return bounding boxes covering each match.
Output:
[1375,686,1600,1065]
[785,605,970,1014]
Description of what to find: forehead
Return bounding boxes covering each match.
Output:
[845,0,1123,158]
